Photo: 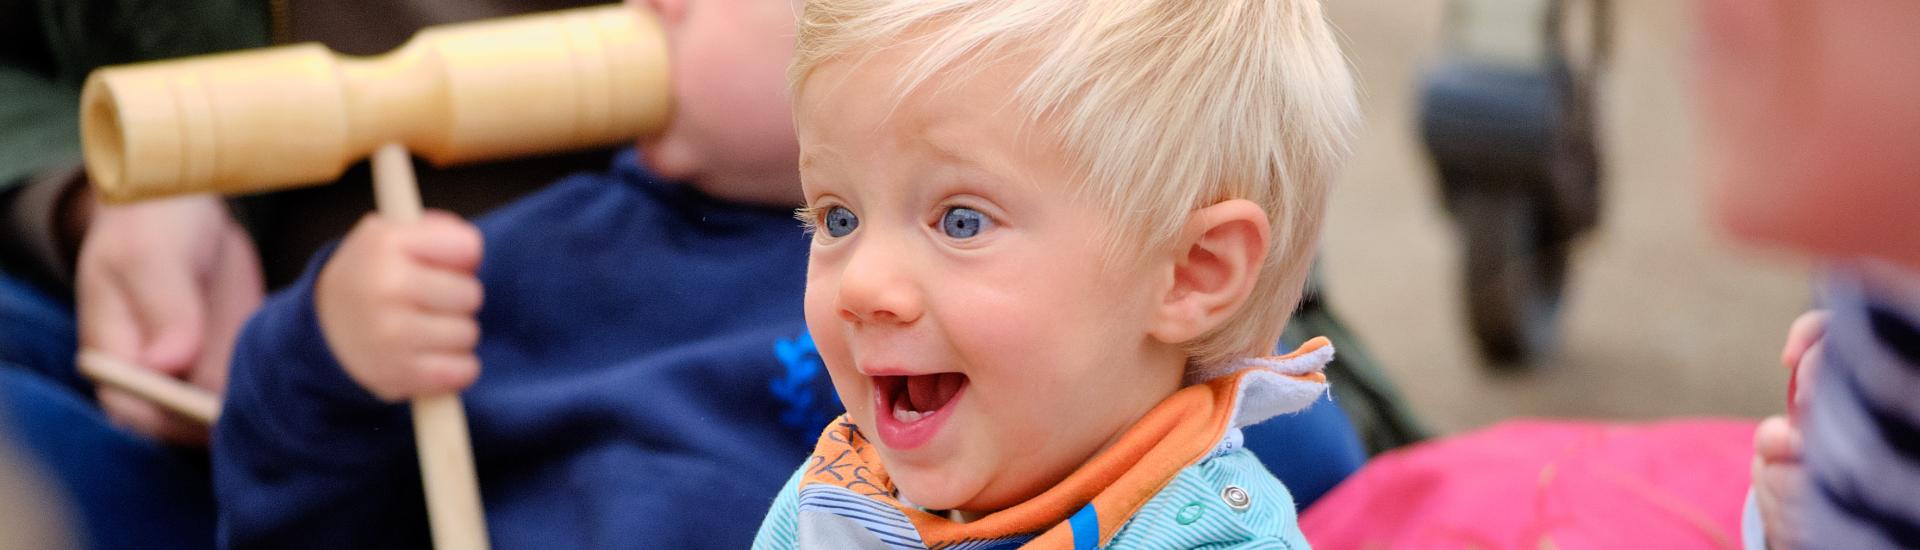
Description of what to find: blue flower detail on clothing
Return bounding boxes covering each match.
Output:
[773,331,838,439]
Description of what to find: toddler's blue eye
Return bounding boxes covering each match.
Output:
[940,207,989,239]
[824,206,859,238]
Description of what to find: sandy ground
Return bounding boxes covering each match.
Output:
[1320,0,1813,434]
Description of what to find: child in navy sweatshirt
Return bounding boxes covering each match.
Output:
[211,2,841,548]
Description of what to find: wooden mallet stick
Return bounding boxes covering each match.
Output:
[75,349,220,425]
[373,143,491,550]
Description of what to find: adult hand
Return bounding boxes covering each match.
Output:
[75,193,263,444]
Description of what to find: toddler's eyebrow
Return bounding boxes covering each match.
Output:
[798,144,852,171]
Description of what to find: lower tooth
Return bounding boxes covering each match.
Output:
[893,409,922,423]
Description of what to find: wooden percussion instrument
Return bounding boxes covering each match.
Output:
[77,6,671,549]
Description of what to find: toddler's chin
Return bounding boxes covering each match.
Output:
[890,464,978,513]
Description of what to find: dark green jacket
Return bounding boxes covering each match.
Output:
[0,0,269,187]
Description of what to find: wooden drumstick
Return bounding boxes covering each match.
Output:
[373,143,490,550]
[75,349,220,425]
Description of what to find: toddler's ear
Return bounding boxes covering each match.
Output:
[1149,199,1270,345]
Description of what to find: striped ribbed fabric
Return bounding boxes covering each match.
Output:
[796,484,925,549]
[753,469,804,550]
[1800,271,1920,549]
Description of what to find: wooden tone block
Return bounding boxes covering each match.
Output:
[81,4,669,202]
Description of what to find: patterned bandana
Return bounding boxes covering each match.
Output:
[792,338,1335,549]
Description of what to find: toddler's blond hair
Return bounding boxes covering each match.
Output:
[793,0,1359,368]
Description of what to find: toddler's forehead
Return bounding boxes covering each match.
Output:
[803,48,1054,148]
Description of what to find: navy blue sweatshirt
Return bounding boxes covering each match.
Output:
[213,152,841,549]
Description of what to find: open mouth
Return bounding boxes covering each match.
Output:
[871,372,969,449]
[878,372,967,421]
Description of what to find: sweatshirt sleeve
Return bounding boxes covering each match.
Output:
[211,251,432,549]
[1798,266,1920,548]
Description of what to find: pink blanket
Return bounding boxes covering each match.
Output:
[1301,419,1758,549]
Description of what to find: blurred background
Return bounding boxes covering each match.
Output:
[1319,0,1810,434]
[0,0,1831,547]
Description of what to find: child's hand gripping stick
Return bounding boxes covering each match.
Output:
[374,143,489,550]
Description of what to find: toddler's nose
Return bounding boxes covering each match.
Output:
[836,240,923,326]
